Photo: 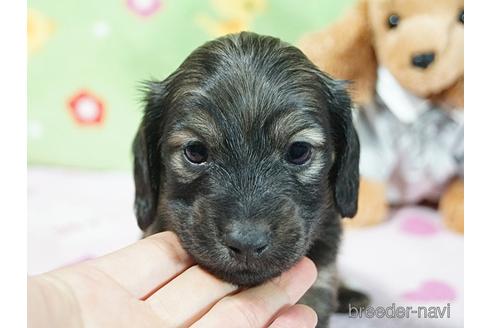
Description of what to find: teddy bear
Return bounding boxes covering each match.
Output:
[299,0,464,233]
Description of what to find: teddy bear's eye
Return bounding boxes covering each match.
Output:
[458,9,464,24]
[387,14,400,29]
[184,142,208,164]
[286,142,312,165]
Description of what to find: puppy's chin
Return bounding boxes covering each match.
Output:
[192,254,303,287]
[198,262,287,287]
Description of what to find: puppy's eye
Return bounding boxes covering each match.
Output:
[387,14,400,29]
[184,142,208,164]
[286,142,312,165]
[458,9,464,24]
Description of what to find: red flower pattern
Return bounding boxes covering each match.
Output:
[68,90,105,125]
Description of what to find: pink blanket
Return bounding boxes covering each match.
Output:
[28,167,463,327]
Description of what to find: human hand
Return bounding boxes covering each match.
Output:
[28,231,318,328]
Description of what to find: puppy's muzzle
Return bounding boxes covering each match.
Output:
[223,223,271,260]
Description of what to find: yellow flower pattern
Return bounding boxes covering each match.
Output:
[28,9,55,55]
[196,0,266,36]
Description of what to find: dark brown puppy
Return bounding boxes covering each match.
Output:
[132,32,360,326]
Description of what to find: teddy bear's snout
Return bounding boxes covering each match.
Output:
[411,52,435,69]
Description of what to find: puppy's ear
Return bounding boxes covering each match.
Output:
[132,80,169,231]
[319,74,360,218]
[299,0,377,105]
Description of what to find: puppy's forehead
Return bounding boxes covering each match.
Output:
[167,84,326,150]
[166,35,328,148]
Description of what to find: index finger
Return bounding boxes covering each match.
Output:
[82,231,194,299]
[191,257,317,328]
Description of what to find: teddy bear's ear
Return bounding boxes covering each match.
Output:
[299,0,377,105]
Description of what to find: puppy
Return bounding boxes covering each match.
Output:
[132,31,360,327]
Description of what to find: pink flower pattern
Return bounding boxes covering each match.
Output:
[126,0,162,17]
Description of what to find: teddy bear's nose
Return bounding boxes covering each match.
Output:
[411,52,435,69]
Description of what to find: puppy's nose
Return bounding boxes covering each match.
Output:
[411,52,435,69]
[224,229,270,258]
